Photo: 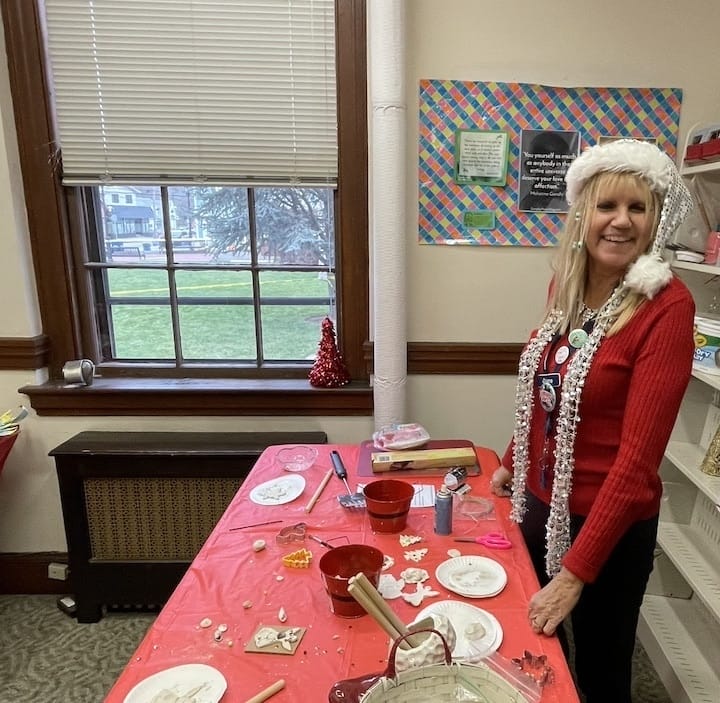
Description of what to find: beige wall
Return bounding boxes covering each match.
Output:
[1,0,720,552]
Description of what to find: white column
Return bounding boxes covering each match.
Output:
[368,0,407,430]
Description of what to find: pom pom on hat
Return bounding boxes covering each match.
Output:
[624,254,672,299]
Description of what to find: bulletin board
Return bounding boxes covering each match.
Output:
[418,80,682,246]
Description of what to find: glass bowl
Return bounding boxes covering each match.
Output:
[275,445,318,472]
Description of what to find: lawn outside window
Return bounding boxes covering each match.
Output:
[3,0,371,415]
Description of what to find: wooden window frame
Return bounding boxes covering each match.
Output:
[2,0,372,416]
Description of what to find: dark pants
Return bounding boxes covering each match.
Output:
[519,492,658,703]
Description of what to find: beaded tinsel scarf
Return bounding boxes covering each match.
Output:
[510,150,693,578]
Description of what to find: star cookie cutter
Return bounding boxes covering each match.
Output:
[511,650,555,687]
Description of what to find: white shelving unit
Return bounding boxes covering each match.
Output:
[638,124,720,703]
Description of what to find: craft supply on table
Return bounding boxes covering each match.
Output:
[359,629,532,703]
[243,678,286,703]
[372,423,430,450]
[304,467,334,513]
[249,474,305,506]
[413,600,503,660]
[434,484,453,535]
[331,450,366,508]
[121,663,227,703]
[454,531,512,549]
[443,465,468,490]
[274,445,317,472]
[275,522,307,544]
[228,519,283,532]
[435,555,508,598]
[346,571,421,649]
[319,545,385,618]
[371,446,477,473]
[363,479,415,533]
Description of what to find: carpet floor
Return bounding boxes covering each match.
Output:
[0,594,672,702]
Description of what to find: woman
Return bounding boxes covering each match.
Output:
[491,139,695,702]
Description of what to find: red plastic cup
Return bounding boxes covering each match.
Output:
[318,544,384,617]
[363,479,414,533]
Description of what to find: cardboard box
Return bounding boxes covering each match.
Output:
[371,447,476,473]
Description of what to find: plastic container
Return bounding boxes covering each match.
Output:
[274,445,318,472]
[704,231,720,265]
[693,316,720,375]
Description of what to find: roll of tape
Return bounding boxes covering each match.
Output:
[62,359,95,386]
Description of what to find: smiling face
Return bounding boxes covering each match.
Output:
[584,173,659,279]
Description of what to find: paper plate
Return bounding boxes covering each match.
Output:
[435,555,507,598]
[249,474,306,505]
[123,663,227,703]
[414,600,503,660]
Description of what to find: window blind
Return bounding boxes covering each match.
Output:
[43,0,337,186]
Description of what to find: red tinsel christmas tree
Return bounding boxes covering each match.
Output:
[309,317,350,388]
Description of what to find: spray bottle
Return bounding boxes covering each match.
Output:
[434,484,453,535]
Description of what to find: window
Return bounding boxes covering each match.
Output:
[93,184,336,367]
[3,0,370,415]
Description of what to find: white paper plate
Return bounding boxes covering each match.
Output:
[249,474,306,505]
[435,555,507,598]
[123,663,227,703]
[414,600,503,660]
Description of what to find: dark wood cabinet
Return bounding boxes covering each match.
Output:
[51,430,327,622]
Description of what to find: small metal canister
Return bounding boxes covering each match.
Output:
[443,466,468,491]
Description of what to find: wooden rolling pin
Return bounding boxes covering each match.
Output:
[244,678,285,703]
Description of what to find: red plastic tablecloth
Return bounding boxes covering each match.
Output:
[104,444,579,702]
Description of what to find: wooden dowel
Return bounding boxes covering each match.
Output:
[347,581,410,649]
[304,468,333,513]
[352,572,424,649]
[244,678,285,703]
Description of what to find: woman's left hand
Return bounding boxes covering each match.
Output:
[528,567,584,636]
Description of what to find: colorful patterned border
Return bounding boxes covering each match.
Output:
[418,81,682,246]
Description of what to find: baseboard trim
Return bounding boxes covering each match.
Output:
[0,552,70,594]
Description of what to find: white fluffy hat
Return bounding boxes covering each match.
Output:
[565,139,673,205]
[565,139,693,298]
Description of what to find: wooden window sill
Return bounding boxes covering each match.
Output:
[19,378,373,416]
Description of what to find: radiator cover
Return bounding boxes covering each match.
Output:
[51,430,328,622]
[84,477,240,561]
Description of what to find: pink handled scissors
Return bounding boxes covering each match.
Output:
[454,531,512,549]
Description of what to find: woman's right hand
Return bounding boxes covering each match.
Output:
[490,465,513,497]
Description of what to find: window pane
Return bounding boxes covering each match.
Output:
[100,185,163,264]
[183,186,250,265]
[174,270,252,300]
[179,305,256,361]
[254,187,334,266]
[259,270,334,361]
[106,269,169,299]
[262,306,330,361]
[110,305,175,359]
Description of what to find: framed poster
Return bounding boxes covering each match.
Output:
[454,129,509,186]
[517,129,580,213]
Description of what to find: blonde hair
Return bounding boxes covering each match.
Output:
[546,171,662,336]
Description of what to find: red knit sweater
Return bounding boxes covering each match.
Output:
[502,276,695,583]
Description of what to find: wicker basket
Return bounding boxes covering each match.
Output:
[360,630,531,703]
